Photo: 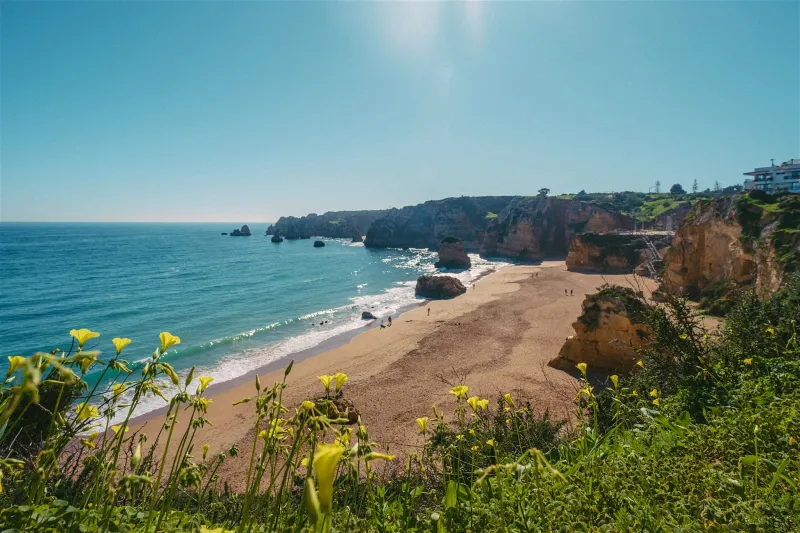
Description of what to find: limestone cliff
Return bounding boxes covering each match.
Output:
[663,192,799,299]
[267,210,387,240]
[550,286,651,373]
[364,196,515,250]
[480,197,634,260]
[566,232,671,274]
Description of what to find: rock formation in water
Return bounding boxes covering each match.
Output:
[271,234,284,243]
[351,234,363,243]
[230,225,252,237]
[550,286,651,373]
[415,275,467,299]
[364,196,516,250]
[267,210,388,239]
[663,192,799,299]
[434,237,471,269]
[480,197,634,260]
[566,233,671,274]
[361,311,377,320]
[313,240,325,248]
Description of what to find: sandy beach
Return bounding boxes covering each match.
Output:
[130,262,656,488]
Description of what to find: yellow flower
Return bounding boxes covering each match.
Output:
[467,396,480,412]
[486,439,495,447]
[6,356,26,376]
[301,400,316,413]
[159,332,181,353]
[477,399,489,411]
[197,376,214,393]
[632,390,638,397]
[576,362,588,377]
[449,385,468,399]
[766,327,776,336]
[111,383,126,400]
[455,434,464,441]
[652,398,660,406]
[77,351,99,374]
[318,375,334,394]
[503,393,514,409]
[469,429,476,437]
[365,452,396,462]
[80,432,99,449]
[744,358,753,365]
[636,360,644,368]
[202,443,210,460]
[301,457,310,468]
[111,424,129,435]
[649,389,659,398]
[70,328,100,348]
[789,437,796,446]
[75,402,99,422]
[160,363,179,385]
[470,445,479,452]
[313,443,346,513]
[432,405,442,419]
[112,337,131,355]
[334,372,348,392]
[416,417,429,434]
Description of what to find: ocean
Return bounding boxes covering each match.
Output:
[0,223,506,421]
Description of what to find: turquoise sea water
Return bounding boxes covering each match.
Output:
[0,223,505,420]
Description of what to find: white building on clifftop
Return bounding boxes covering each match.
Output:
[743,159,800,194]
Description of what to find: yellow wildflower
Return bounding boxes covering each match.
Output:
[159,332,181,354]
[202,443,210,460]
[610,375,619,388]
[416,416,429,434]
[636,360,644,368]
[503,393,514,409]
[112,337,131,355]
[467,396,480,412]
[80,432,99,449]
[455,434,464,441]
[744,358,753,365]
[365,452,396,462]
[471,445,479,452]
[449,385,468,399]
[75,402,99,422]
[469,429,476,437]
[111,383,126,400]
[160,362,179,385]
[197,376,214,393]
[6,356,26,376]
[334,372,348,392]
[313,443,346,513]
[301,400,316,413]
[652,398,660,407]
[789,436,796,446]
[318,375,334,394]
[70,328,100,348]
[632,390,638,397]
[486,439,495,447]
[111,424,129,435]
[301,457,310,468]
[649,389,659,398]
[576,362,588,377]
[766,327,775,336]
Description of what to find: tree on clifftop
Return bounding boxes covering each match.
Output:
[670,183,686,195]
[537,188,550,198]
[692,178,698,193]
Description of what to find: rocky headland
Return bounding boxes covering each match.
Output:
[266,210,387,240]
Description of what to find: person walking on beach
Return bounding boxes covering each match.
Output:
[388,316,392,327]
[427,308,431,316]
[565,289,568,296]
[570,289,573,296]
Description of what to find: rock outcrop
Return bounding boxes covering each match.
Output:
[364,196,515,250]
[271,234,284,243]
[653,202,692,230]
[663,193,799,299]
[313,240,325,248]
[415,275,467,299]
[434,237,471,269]
[361,311,377,320]
[351,233,363,243]
[230,225,252,237]
[267,210,388,239]
[480,198,634,260]
[566,232,671,274]
[550,286,651,373]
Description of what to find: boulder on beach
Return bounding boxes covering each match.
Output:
[361,311,377,320]
[313,240,325,248]
[415,275,467,299]
[271,234,284,243]
[230,225,252,237]
[434,236,471,269]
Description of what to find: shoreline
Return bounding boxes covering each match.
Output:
[130,263,656,488]
[127,267,498,429]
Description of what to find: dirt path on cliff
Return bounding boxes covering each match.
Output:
[129,263,656,489]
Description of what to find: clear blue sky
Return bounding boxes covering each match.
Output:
[1,1,798,222]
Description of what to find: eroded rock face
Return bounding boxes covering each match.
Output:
[415,275,467,299]
[434,237,471,269]
[364,196,515,250]
[268,210,388,239]
[481,198,634,260]
[566,233,671,274]
[550,286,651,373]
[230,225,252,236]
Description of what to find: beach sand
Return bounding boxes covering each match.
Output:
[130,262,656,488]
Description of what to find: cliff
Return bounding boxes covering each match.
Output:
[663,192,800,300]
[267,210,388,240]
[364,196,515,250]
[566,232,671,274]
[480,197,634,260]
[550,285,651,373]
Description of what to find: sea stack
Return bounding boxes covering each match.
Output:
[271,234,284,243]
[434,236,471,269]
[313,240,325,248]
[230,225,252,237]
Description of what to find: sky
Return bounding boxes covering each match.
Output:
[1,1,798,222]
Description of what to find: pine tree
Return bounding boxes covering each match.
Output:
[692,178,698,193]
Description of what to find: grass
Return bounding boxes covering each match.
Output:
[736,191,800,272]
[2,278,800,532]
[484,212,498,220]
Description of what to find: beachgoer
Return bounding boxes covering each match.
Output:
[565,289,568,296]
[380,319,385,329]
[570,289,573,296]
[388,316,392,327]
[427,308,431,316]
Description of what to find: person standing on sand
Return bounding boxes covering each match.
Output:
[570,289,573,296]
[565,289,568,296]
[427,308,431,316]
[388,316,392,327]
